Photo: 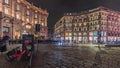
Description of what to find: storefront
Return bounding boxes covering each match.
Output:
[78,37,82,43]
[65,32,72,43]
[15,30,21,39]
[101,31,106,43]
[93,31,98,43]
[83,32,88,44]
[89,32,93,43]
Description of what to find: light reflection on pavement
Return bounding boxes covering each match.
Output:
[1,44,120,68]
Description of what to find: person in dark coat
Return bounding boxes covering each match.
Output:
[0,36,10,52]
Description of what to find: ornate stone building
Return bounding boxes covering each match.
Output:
[54,6,120,44]
[0,0,48,40]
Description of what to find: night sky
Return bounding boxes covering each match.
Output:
[27,0,120,30]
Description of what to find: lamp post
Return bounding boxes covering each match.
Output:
[98,15,101,51]
[10,18,14,44]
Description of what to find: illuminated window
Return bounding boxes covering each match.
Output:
[4,7,9,14]
[26,10,30,15]
[74,23,77,26]
[35,14,38,18]
[41,23,44,26]
[22,23,25,26]
[74,33,77,36]
[5,0,9,4]
[17,0,20,3]
[26,18,29,22]
[16,14,20,19]
[16,5,20,10]
[84,23,87,26]
[35,21,37,24]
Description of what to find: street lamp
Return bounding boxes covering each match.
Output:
[10,18,14,43]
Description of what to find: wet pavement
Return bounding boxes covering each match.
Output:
[0,44,120,68]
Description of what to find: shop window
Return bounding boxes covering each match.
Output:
[79,33,81,36]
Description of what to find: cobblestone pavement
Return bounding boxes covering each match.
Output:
[1,44,120,68]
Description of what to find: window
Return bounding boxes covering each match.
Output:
[16,14,20,19]
[42,23,44,26]
[35,14,38,18]
[16,5,20,10]
[4,7,9,14]
[74,27,77,31]
[84,23,87,26]
[74,33,77,36]
[3,27,9,32]
[79,33,81,36]
[26,10,30,15]
[35,21,37,24]
[79,23,81,26]
[69,24,72,26]
[5,0,9,4]
[17,0,20,3]
[74,23,77,26]
[79,28,81,31]
[26,18,29,22]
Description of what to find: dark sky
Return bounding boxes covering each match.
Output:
[27,0,120,29]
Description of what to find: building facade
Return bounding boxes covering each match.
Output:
[0,0,48,40]
[54,6,120,44]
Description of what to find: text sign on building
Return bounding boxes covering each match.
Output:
[22,35,34,51]
[35,24,40,32]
